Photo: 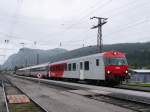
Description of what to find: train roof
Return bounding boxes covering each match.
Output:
[50,53,103,65]
[18,62,49,70]
[103,51,125,58]
[50,50,125,65]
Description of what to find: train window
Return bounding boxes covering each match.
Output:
[55,66,57,71]
[54,66,56,71]
[73,63,76,71]
[80,62,83,70]
[50,67,52,71]
[61,65,64,71]
[32,67,47,71]
[64,64,67,71]
[53,66,55,71]
[84,61,89,70]
[68,64,71,71]
[58,66,61,71]
[105,57,128,66]
[96,59,99,66]
[59,66,61,71]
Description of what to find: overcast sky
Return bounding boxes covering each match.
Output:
[0,0,150,64]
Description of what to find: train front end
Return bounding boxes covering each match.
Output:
[103,51,128,83]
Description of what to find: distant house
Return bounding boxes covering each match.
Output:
[129,69,150,83]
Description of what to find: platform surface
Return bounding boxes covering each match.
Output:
[7,76,135,112]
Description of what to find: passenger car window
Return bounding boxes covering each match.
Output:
[68,64,71,71]
[80,62,83,70]
[96,59,99,66]
[64,64,67,71]
[73,63,76,71]
[84,61,89,70]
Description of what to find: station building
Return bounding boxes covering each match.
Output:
[129,69,150,83]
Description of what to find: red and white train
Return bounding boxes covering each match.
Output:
[16,51,129,84]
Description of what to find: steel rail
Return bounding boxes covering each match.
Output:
[5,77,49,112]
[2,80,9,112]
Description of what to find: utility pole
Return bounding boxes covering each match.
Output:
[34,41,39,65]
[20,42,25,51]
[90,17,108,53]
[59,42,62,47]
[20,43,27,67]
[37,53,39,65]
[25,59,27,67]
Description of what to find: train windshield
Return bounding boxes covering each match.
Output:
[105,57,128,66]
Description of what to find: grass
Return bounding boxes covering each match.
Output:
[9,102,43,112]
[127,83,150,87]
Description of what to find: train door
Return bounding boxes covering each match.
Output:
[79,62,84,80]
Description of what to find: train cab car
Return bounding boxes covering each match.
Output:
[48,51,128,84]
[103,51,128,82]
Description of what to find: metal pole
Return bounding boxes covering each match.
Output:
[90,17,108,53]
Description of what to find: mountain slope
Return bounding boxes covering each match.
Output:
[3,42,150,69]
[49,42,150,68]
[3,48,68,69]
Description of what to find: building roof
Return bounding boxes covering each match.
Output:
[131,69,150,73]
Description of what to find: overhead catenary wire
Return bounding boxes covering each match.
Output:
[105,18,150,37]
[81,0,150,44]
[0,0,150,51]
[66,0,112,30]
[58,0,150,46]
[64,0,149,33]
[57,0,112,46]
[87,17,150,43]
[8,0,23,38]
[65,0,140,30]
[0,0,141,46]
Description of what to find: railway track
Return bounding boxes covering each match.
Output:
[85,94,150,112]
[0,80,7,112]
[114,84,150,92]
[11,75,150,112]
[0,75,48,112]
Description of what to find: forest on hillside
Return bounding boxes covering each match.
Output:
[3,42,150,70]
[103,42,150,69]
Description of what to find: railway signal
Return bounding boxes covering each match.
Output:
[37,73,42,79]
[37,73,42,89]
[90,17,108,53]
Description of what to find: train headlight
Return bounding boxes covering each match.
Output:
[107,70,111,74]
[125,70,128,74]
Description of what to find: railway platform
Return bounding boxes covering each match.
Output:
[13,75,150,104]
[6,75,135,112]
